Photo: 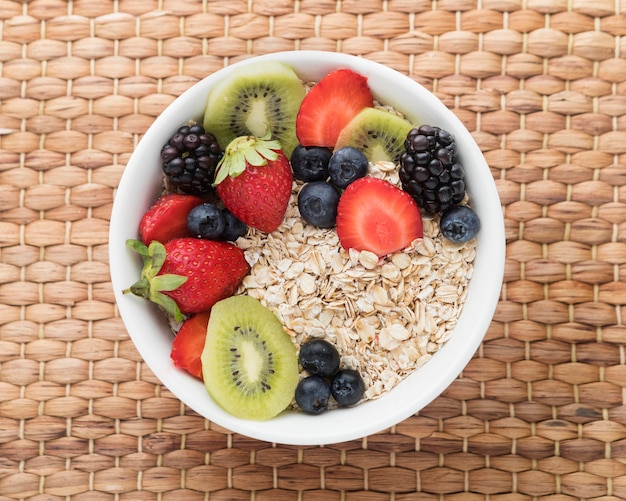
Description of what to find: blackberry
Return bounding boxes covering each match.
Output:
[161,124,222,195]
[399,125,466,215]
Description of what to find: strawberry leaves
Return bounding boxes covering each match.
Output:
[124,239,188,322]
[213,134,281,184]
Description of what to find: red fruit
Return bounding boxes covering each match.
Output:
[214,134,292,233]
[139,193,203,245]
[336,177,423,258]
[124,238,250,321]
[170,311,210,380]
[296,69,374,148]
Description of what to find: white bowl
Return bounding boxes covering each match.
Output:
[109,50,505,445]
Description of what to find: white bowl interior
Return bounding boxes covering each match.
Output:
[109,51,505,445]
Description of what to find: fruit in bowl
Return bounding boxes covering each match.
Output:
[109,51,504,445]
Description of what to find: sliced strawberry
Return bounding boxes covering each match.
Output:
[139,193,203,245]
[296,69,374,148]
[336,177,423,258]
[171,311,210,380]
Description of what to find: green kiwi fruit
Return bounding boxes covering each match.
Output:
[334,107,414,164]
[201,295,298,421]
[203,61,306,158]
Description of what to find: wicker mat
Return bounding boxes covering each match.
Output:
[1,0,626,499]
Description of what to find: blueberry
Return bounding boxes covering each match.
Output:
[328,146,368,189]
[290,145,332,182]
[295,376,331,414]
[440,205,480,243]
[220,208,247,241]
[299,339,341,378]
[187,203,225,239]
[297,181,340,228]
[331,369,365,407]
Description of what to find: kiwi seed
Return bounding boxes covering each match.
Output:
[335,107,414,164]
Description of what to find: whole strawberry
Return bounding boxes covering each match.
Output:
[123,238,250,321]
[213,133,292,233]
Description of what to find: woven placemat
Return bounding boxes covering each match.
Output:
[1,0,626,498]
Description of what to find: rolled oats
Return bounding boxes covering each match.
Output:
[235,162,476,402]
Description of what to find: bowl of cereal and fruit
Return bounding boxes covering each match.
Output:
[109,50,505,445]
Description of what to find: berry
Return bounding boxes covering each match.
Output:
[220,208,247,241]
[159,238,249,317]
[399,125,466,214]
[139,193,203,245]
[187,203,225,240]
[124,238,250,321]
[440,205,480,243]
[295,376,331,414]
[296,69,374,148]
[161,124,223,194]
[290,145,332,182]
[336,177,423,258]
[331,369,365,407]
[328,146,368,189]
[297,181,340,228]
[298,339,340,378]
[214,134,293,233]
[170,311,210,380]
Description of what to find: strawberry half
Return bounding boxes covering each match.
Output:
[213,134,292,233]
[170,311,210,380]
[139,193,203,245]
[296,68,374,148]
[124,238,250,321]
[336,177,423,258]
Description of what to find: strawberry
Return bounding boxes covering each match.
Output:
[170,311,210,380]
[139,193,203,245]
[123,238,250,321]
[336,177,423,258]
[213,134,292,233]
[295,68,374,148]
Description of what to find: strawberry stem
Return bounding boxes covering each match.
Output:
[213,133,281,186]
[123,239,188,322]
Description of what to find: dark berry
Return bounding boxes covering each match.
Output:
[330,369,365,407]
[399,125,466,214]
[298,339,340,378]
[187,203,225,240]
[295,376,331,414]
[297,181,340,228]
[290,145,332,182]
[220,208,247,241]
[440,205,480,243]
[328,146,368,189]
[161,124,222,194]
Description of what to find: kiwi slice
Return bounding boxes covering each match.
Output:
[334,107,414,164]
[203,61,306,158]
[201,295,298,421]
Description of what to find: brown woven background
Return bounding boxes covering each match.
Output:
[1,0,625,499]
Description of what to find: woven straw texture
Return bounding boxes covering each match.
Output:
[1,0,626,499]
